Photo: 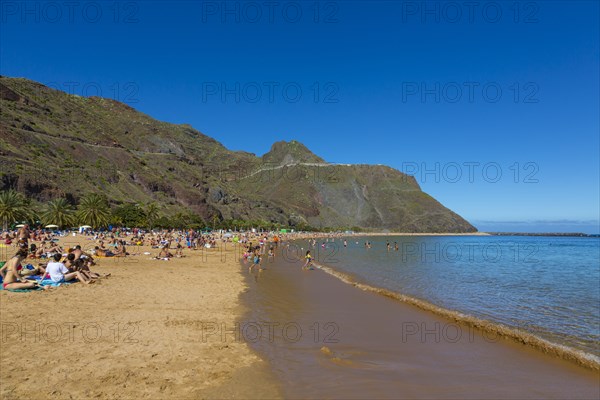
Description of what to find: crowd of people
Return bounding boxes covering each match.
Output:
[0,225,105,290]
[0,223,353,291]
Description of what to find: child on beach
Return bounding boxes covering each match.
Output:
[268,246,274,262]
[250,249,261,272]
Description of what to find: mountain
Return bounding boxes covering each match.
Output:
[0,76,476,232]
[262,140,325,166]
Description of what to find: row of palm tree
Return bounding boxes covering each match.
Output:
[0,190,312,232]
[0,190,31,231]
[0,190,143,230]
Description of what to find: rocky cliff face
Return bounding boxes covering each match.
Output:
[0,76,476,232]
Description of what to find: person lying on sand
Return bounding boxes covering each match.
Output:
[46,253,94,284]
[93,246,115,257]
[44,242,64,255]
[0,250,41,290]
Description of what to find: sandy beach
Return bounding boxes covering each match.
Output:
[2,233,598,399]
[0,237,281,399]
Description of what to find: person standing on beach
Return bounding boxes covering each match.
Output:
[268,246,275,262]
[303,250,313,270]
[250,248,261,272]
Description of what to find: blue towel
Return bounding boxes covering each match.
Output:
[37,279,75,287]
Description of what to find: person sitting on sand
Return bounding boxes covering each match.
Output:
[46,253,94,284]
[29,243,41,259]
[67,252,109,280]
[0,249,40,290]
[72,245,95,268]
[112,240,128,257]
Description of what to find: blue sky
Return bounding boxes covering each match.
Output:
[1,1,598,233]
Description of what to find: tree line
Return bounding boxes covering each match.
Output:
[0,190,356,232]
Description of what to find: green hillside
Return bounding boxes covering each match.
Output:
[0,76,476,232]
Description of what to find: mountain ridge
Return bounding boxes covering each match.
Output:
[0,76,476,232]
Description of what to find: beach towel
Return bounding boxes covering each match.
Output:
[37,279,75,287]
[4,287,43,292]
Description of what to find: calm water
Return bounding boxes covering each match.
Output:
[294,235,600,358]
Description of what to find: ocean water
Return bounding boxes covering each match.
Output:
[293,235,600,359]
[241,235,600,398]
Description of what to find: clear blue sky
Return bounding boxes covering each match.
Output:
[1,1,598,233]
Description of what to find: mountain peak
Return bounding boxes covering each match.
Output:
[262,140,326,166]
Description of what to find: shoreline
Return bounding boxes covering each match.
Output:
[241,241,600,398]
[313,261,600,371]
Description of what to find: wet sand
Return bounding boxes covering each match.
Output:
[242,246,600,399]
[0,238,281,399]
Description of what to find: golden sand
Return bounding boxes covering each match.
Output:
[0,238,281,399]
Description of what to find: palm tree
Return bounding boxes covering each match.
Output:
[145,203,160,229]
[173,212,187,229]
[0,190,31,230]
[77,194,110,229]
[40,198,75,229]
[211,214,221,231]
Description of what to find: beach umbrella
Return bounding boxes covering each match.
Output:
[223,232,233,237]
[80,225,92,229]
[45,224,59,229]
[15,224,25,228]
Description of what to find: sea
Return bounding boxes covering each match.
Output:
[240,235,600,398]
[298,235,600,358]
